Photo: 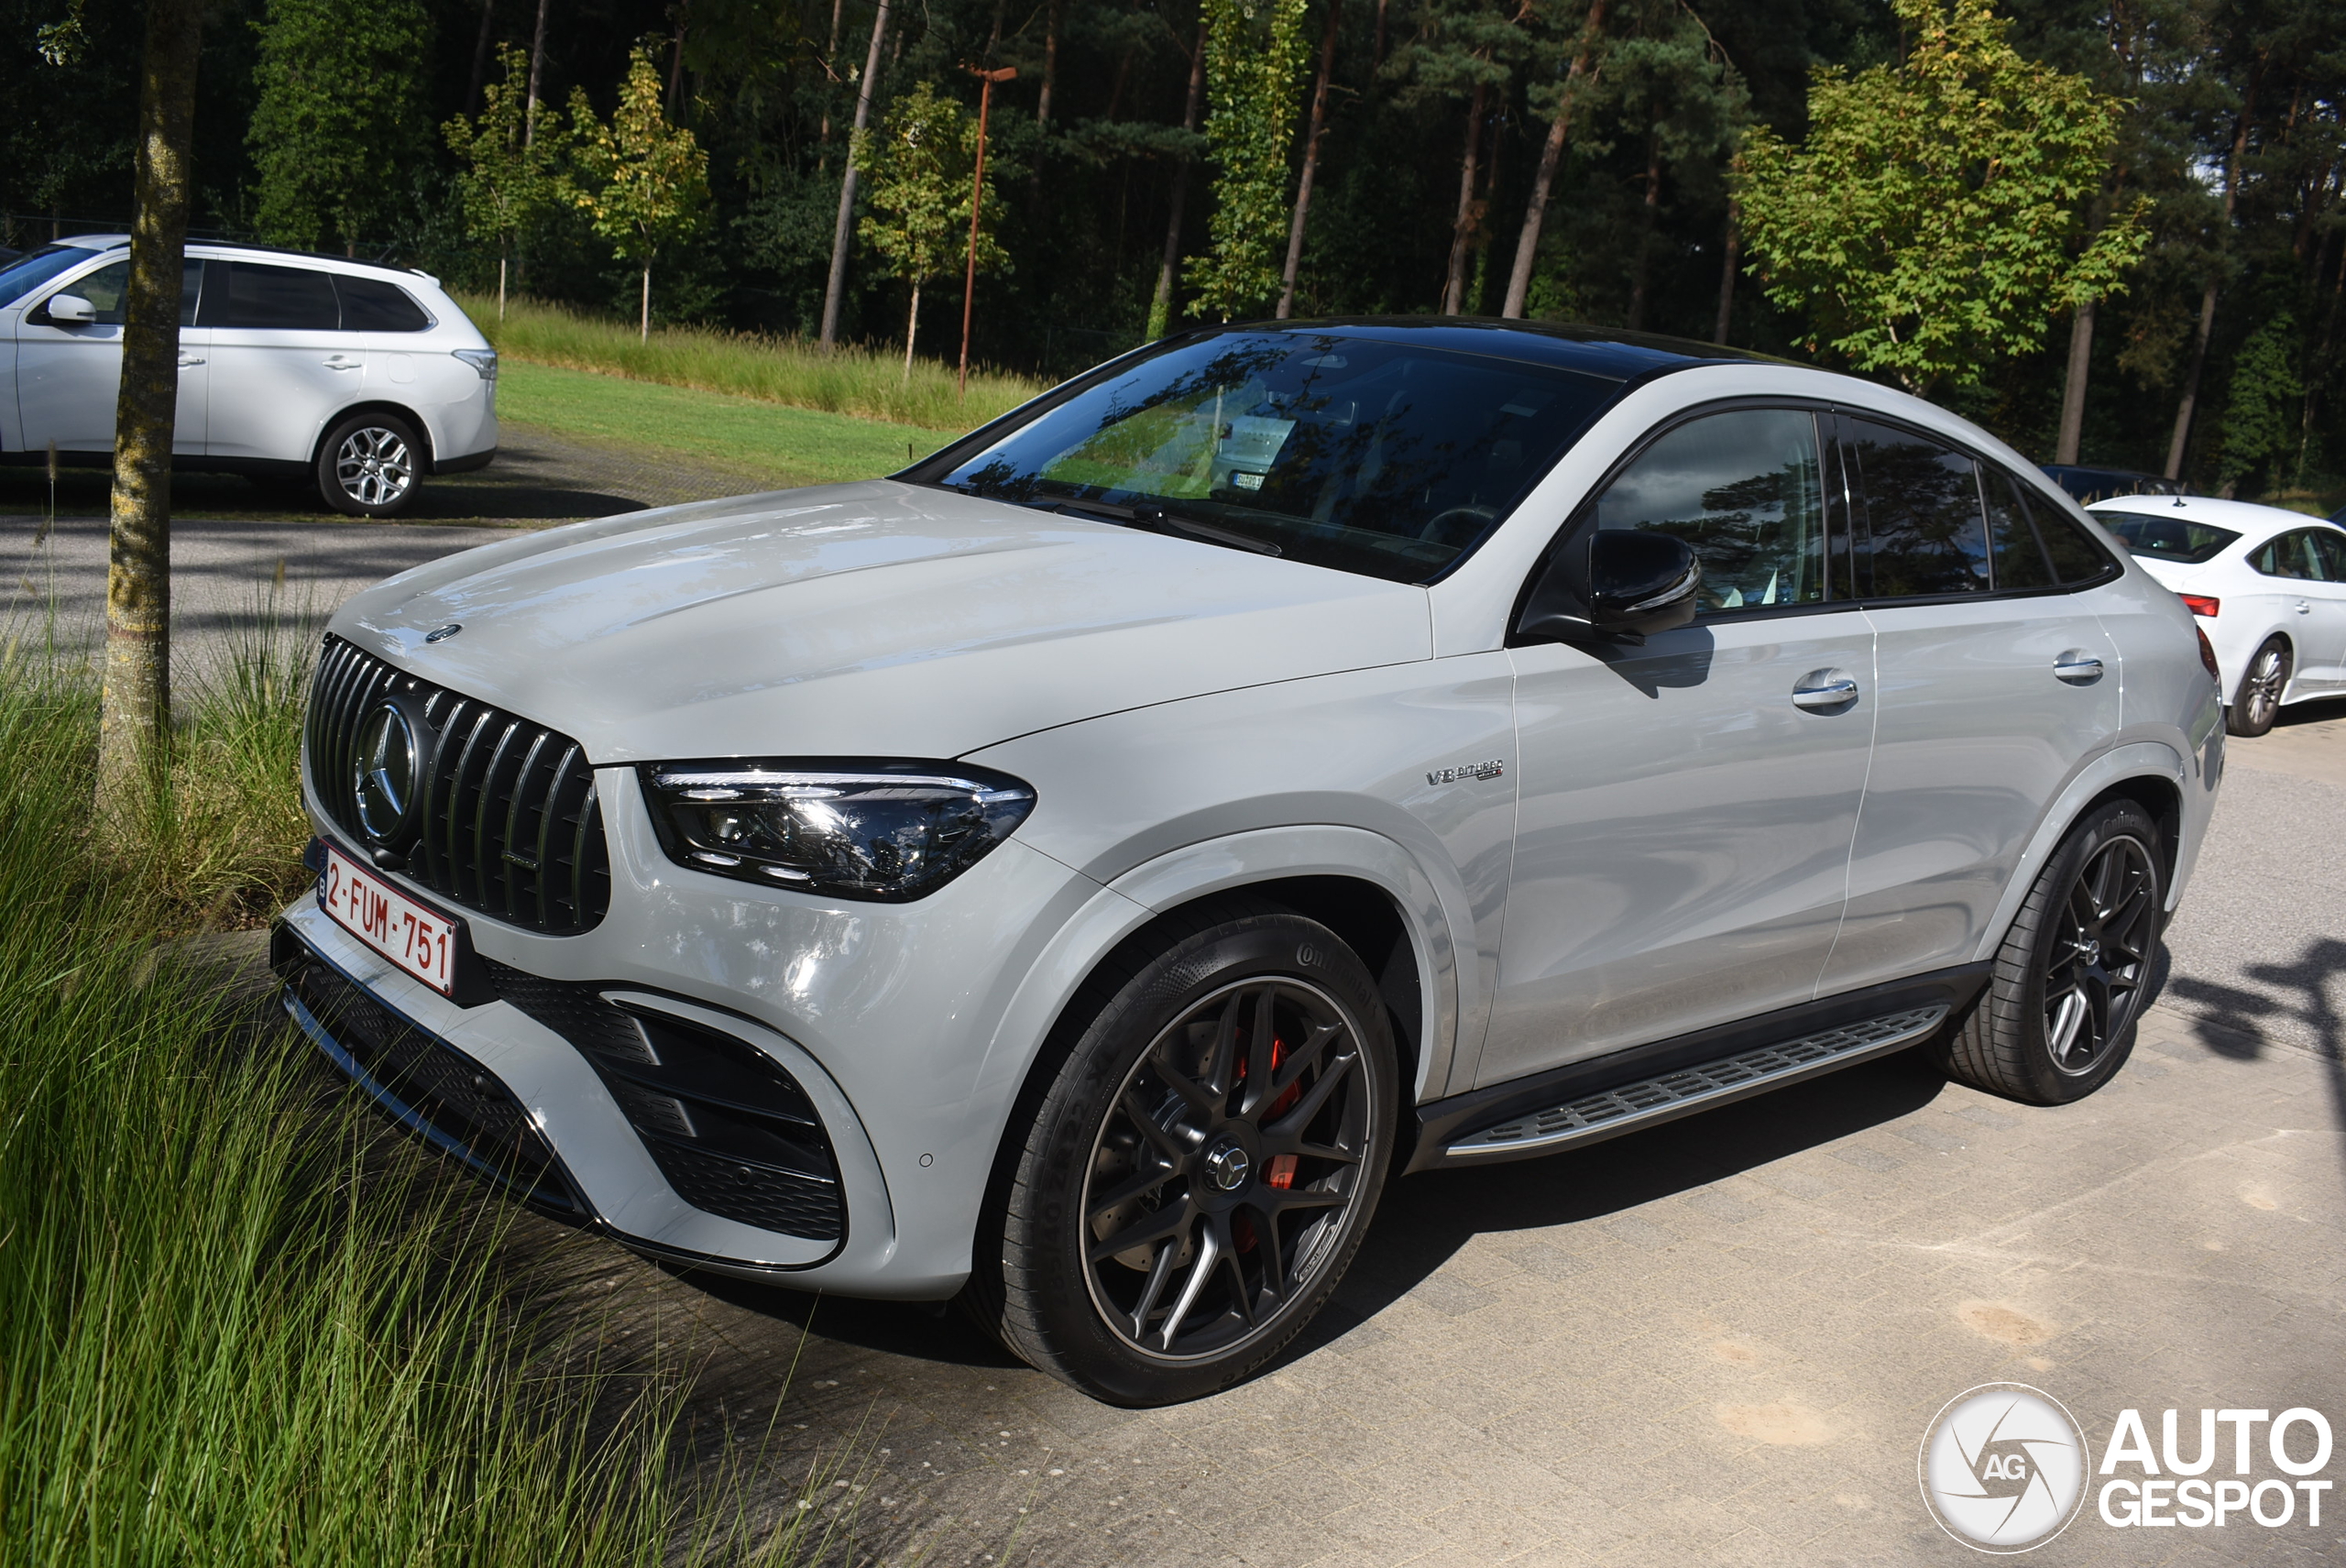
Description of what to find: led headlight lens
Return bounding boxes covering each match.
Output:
[640,760,1036,902]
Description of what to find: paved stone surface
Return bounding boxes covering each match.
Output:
[497,720,2346,1566]
[87,470,2345,1565]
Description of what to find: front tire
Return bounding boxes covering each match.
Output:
[970,902,1398,1405]
[1933,799,2164,1105]
[318,412,422,518]
[2226,636,2291,737]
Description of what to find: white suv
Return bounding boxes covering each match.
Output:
[0,235,496,516]
[273,321,2221,1406]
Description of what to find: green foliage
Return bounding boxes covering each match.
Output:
[1187,0,1311,322]
[443,44,566,278]
[855,81,1010,297]
[1737,0,2148,394]
[567,46,709,331]
[2218,311,2304,490]
[247,0,431,251]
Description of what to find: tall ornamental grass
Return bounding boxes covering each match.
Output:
[465,293,1051,432]
[0,638,836,1565]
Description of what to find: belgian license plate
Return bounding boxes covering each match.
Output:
[319,841,461,996]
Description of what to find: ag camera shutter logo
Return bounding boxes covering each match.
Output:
[1919,1384,2090,1552]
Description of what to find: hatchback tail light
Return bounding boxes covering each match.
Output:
[2180,594,2220,618]
[2196,627,2222,682]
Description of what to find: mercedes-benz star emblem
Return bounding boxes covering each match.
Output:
[354,701,421,845]
[1204,1144,1252,1192]
[424,623,462,643]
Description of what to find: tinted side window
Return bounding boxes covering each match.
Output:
[334,275,431,331]
[2312,531,2346,580]
[1984,466,2057,590]
[198,260,340,330]
[2032,499,2115,583]
[1589,408,1828,613]
[1846,418,1990,597]
[40,258,205,326]
[2248,532,2318,580]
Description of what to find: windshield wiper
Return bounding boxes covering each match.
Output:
[1046,499,1282,557]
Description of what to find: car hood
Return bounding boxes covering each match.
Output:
[329,480,1432,762]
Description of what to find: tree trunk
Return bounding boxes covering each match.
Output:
[1501,0,1606,319]
[524,0,550,141]
[667,3,689,118]
[1037,0,1061,126]
[2165,87,2256,481]
[98,0,204,823]
[466,0,496,116]
[1372,0,1387,70]
[2055,296,2095,466]
[1625,126,1660,330]
[1442,80,1487,316]
[640,264,652,341]
[1277,0,1343,320]
[1146,19,1208,340]
[1712,198,1738,343]
[820,0,893,347]
[820,0,844,143]
[903,280,920,382]
[499,252,508,318]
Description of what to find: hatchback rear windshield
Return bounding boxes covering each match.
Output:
[0,245,112,308]
[2097,510,2240,565]
[915,332,1622,583]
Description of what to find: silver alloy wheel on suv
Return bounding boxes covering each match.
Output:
[322,413,419,517]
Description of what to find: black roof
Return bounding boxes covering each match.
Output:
[1201,314,1796,383]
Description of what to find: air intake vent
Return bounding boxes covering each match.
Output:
[306,635,609,935]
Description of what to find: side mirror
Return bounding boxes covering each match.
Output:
[1516,529,1702,645]
[43,293,96,325]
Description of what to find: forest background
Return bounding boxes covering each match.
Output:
[2,0,2340,499]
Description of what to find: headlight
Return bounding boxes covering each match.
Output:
[639,760,1036,902]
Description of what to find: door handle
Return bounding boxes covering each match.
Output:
[177,355,204,367]
[2053,652,2105,685]
[1791,671,1860,710]
[2295,600,2311,615]
[323,356,361,370]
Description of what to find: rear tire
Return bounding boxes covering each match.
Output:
[318,412,422,518]
[1932,799,2164,1105]
[2226,636,2290,737]
[964,900,1398,1406]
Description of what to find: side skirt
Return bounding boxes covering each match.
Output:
[1404,964,1989,1172]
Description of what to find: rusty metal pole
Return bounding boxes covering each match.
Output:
[960,65,1016,400]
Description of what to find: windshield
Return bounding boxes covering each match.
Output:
[0,245,111,309]
[919,332,1622,583]
[2096,510,2240,565]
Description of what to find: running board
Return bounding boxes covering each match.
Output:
[1441,1004,1950,1163]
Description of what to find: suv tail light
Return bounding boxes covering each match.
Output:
[2196,627,2222,682]
[2180,594,2220,618]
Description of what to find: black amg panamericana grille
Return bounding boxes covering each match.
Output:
[278,942,580,1212]
[490,961,846,1242]
[307,635,610,935]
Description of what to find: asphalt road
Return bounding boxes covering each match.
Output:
[29,510,2346,1564]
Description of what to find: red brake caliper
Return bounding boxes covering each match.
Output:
[1233,1036,1303,1255]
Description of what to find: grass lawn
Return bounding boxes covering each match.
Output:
[498,358,970,489]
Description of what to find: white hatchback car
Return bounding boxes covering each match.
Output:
[2088,494,2346,736]
[0,235,497,516]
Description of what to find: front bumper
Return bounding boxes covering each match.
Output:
[282,760,1110,1297]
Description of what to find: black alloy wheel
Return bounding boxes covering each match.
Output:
[1932,798,2165,1105]
[2227,636,2290,738]
[969,902,1397,1405]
